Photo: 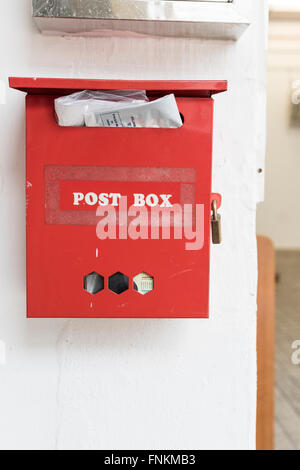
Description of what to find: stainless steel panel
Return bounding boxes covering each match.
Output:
[33,0,233,19]
[32,0,249,40]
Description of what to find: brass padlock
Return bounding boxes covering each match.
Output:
[211,199,222,244]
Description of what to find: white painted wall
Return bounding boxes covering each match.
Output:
[257,19,300,249]
[0,0,266,450]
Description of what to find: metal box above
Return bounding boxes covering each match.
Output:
[32,0,250,40]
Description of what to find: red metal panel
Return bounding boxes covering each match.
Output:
[10,78,226,318]
[9,77,227,97]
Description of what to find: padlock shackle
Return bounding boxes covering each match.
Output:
[211,193,222,209]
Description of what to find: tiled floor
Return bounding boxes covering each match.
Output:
[275,251,300,450]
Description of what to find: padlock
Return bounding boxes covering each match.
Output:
[211,199,222,244]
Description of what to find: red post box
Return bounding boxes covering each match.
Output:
[10,78,227,318]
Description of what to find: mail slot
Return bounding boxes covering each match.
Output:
[9,77,227,318]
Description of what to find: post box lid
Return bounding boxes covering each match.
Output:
[9,77,227,97]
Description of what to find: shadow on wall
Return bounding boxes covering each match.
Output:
[4,91,26,292]
[22,316,194,352]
